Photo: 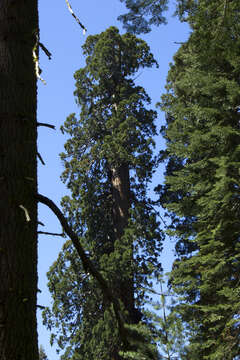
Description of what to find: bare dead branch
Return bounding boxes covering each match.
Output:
[37,152,45,165]
[38,231,64,237]
[39,42,52,60]
[65,0,87,34]
[36,305,45,310]
[37,122,55,130]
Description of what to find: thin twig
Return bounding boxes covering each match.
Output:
[38,231,64,237]
[133,71,143,81]
[37,152,45,165]
[37,221,45,227]
[141,285,172,297]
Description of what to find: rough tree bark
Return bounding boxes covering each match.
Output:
[111,164,130,241]
[0,1,38,359]
[111,164,137,324]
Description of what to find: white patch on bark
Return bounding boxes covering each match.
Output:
[19,205,31,222]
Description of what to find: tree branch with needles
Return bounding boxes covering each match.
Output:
[36,193,129,349]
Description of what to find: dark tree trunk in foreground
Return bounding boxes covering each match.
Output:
[0,1,38,359]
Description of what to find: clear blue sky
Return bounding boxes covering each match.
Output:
[37,1,189,358]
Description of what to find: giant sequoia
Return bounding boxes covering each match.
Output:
[0,0,38,359]
[43,27,162,359]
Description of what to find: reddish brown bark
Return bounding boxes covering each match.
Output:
[0,1,38,359]
[111,164,131,240]
[111,164,138,324]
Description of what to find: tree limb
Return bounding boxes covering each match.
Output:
[36,193,128,348]
[38,231,64,237]
[39,42,52,60]
[37,152,45,165]
[36,305,45,310]
[37,122,55,130]
[65,0,87,34]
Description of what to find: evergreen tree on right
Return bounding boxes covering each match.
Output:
[158,1,240,359]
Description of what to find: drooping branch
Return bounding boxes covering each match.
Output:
[36,194,109,291]
[36,193,128,348]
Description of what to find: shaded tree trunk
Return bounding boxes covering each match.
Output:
[111,164,130,240]
[0,1,38,359]
[111,164,137,323]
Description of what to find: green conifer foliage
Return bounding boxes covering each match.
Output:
[43,27,162,360]
[145,276,187,360]
[158,1,240,359]
[118,0,168,34]
[118,0,236,35]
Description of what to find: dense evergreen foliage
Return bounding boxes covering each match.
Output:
[118,0,168,34]
[43,27,163,359]
[118,0,207,34]
[41,1,240,358]
[158,1,240,358]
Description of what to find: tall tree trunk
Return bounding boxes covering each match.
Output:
[111,164,130,240]
[111,164,136,323]
[0,1,38,359]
